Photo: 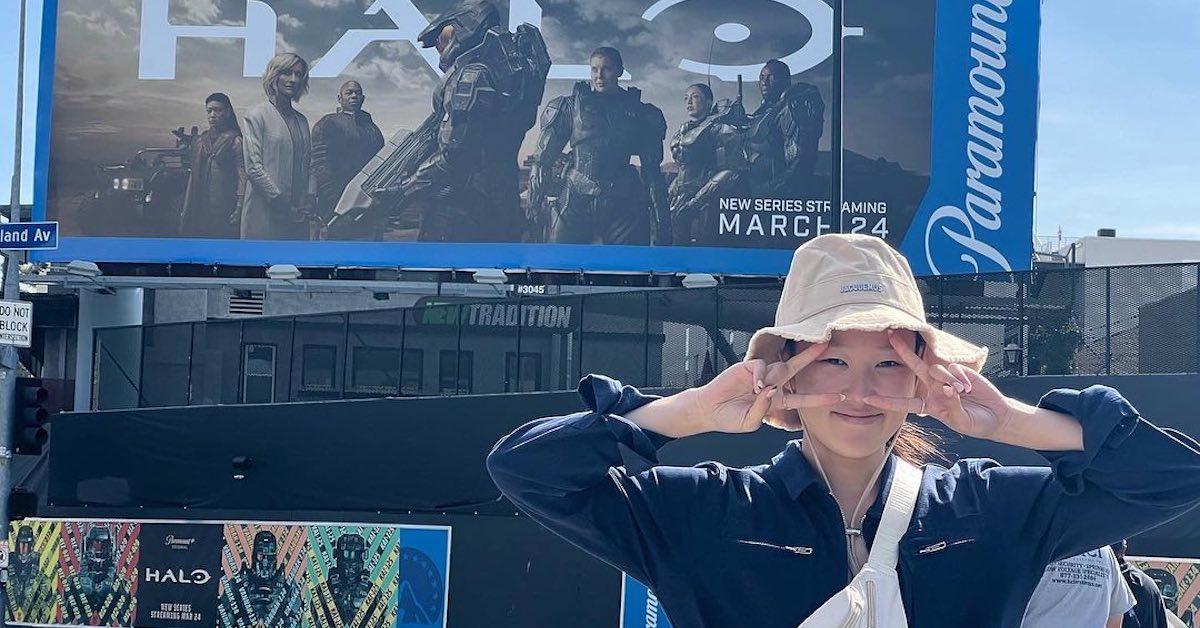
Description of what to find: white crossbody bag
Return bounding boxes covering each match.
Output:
[797,460,923,628]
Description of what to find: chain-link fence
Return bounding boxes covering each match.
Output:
[92,263,1200,410]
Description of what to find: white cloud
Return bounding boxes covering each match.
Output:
[278,14,303,31]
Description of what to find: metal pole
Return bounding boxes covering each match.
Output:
[0,1,30,618]
[642,292,650,387]
[830,0,845,234]
[514,299,523,392]
[1018,273,1026,377]
[1105,268,1112,376]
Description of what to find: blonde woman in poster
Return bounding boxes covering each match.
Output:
[241,53,317,241]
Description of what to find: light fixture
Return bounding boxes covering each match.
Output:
[66,260,102,278]
[473,268,508,285]
[681,273,718,289]
[1003,343,1022,370]
[266,264,302,281]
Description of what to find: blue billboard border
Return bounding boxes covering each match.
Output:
[30,0,1039,277]
[25,0,793,276]
[32,0,57,228]
[33,237,798,275]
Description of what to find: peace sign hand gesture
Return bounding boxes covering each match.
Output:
[693,342,844,434]
[862,330,1014,440]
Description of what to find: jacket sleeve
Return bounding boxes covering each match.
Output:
[242,111,284,201]
[981,385,1200,568]
[487,375,715,586]
[310,116,337,206]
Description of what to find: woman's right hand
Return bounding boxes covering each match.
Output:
[692,342,844,434]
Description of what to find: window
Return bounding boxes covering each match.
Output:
[400,349,424,395]
[505,352,542,392]
[242,344,276,404]
[301,345,337,391]
[352,347,400,393]
[438,350,473,394]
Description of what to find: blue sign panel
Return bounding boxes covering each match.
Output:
[622,573,673,628]
[397,526,451,628]
[899,0,1039,275]
[0,220,57,249]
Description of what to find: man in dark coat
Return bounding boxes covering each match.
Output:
[311,81,385,221]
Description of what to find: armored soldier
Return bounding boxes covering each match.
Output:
[61,525,134,625]
[745,59,824,198]
[326,533,371,623]
[7,525,54,623]
[669,82,749,245]
[218,531,302,628]
[9,525,40,606]
[328,1,550,242]
[529,47,670,245]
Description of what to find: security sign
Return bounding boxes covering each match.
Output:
[0,300,32,348]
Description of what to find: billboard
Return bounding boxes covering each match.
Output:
[6,518,452,628]
[33,0,1037,275]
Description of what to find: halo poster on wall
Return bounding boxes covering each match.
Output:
[5,519,451,628]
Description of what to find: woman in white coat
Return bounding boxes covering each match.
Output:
[241,53,316,240]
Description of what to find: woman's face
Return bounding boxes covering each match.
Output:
[275,63,305,101]
[205,100,229,130]
[787,329,919,460]
[684,86,711,120]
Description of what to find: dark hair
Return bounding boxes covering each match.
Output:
[763,58,791,76]
[204,92,240,134]
[590,46,624,71]
[686,83,713,102]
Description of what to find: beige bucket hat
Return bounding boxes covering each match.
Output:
[746,234,988,430]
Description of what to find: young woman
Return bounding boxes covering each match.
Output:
[488,234,1200,627]
[180,93,244,238]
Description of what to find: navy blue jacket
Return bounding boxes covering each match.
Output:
[487,375,1200,628]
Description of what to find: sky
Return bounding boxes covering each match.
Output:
[1,0,1197,241]
[0,0,43,207]
[1036,0,1200,242]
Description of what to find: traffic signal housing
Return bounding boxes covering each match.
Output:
[13,377,50,455]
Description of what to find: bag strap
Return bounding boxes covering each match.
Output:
[866,459,923,570]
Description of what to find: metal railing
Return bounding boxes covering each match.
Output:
[92,262,1200,410]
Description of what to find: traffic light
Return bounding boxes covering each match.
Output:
[13,377,49,455]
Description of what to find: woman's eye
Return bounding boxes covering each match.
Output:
[878,360,902,368]
[821,358,847,366]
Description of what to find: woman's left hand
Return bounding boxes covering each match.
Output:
[862,330,1014,440]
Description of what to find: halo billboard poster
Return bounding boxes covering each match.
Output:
[33,0,1036,275]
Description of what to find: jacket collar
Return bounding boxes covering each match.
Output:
[770,439,897,521]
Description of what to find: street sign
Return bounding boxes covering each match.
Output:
[0,300,32,347]
[0,221,58,250]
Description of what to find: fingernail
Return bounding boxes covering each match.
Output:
[838,394,847,401]
[953,381,965,393]
[755,379,764,392]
